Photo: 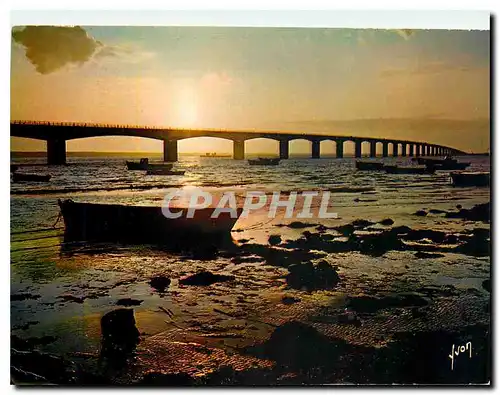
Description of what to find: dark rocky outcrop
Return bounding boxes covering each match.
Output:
[100,309,140,362]
[149,276,171,292]
[414,210,428,217]
[286,260,340,291]
[116,298,143,306]
[179,271,234,286]
[268,235,282,246]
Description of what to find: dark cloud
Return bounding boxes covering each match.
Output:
[12,26,102,74]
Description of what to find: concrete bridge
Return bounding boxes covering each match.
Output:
[10,121,466,165]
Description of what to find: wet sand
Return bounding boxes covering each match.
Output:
[10,157,491,385]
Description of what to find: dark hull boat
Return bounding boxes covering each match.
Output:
[384,165,435,175]
[200,153,231,158]
[413,157,470,171]
[146,169,185,176]
[57,199,242,245]
[355,161,385,171]
[126,158,174,171]
[12,173,51,182]
[248,158,280,166]
[450,172,490,187]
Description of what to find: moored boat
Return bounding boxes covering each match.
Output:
[200,152,231,158]
[12,173,51,182]
[248,158,280,166]
[355,161,385,171]
[384,165,435,174]
[450,172,490,187]
[126,158,174,171]
[57,199,242,245]
[146,169,186,176]
[412,157,455,166]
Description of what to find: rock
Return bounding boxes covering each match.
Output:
[414,210,428,217]
[445,202,490,222]
[316,224,328,233]
[287,221,317,229]
[179,271,234,286]
[282,296,301,305]
[116,298,143,307]
[456,204,462,209]
[100,309,140,360]
[11,293,41,302]
[379,218,394,226]
[352,219,375,228]
[444,234,459,244]
[357,231,402,257]
[334,224,355,236]
[286,261,340,290]
[414,251,445,259]
[454,234,490,257]
[268,235,282,246]
[403,229,446,243]
[59,294,85,304]
[149,276,171,292]
[389,225,412,235]
[429,209,446,214]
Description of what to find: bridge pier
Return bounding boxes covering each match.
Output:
[382,142,388,157]
[233,140,245,160]
[370,141,377,157]
[279,140,289,159]
[163,140,178,162]
[392,142,398,157]
[354,141,362,158]
[311,140,320,159]
[401,143,407,157]
[336,141,344,158]
[408,144,414,157]
[47,139,66,165]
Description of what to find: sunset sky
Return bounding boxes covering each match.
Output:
[11,26,490,154]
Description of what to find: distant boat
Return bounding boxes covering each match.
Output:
[355,161,385,171]
[450,172,490,187]
[384,165,435,175]
[200,152,231,158]
[57,199,242,245]
[412,157,451,165]
[146,169,186,176]
[413,157,470,171]
[248,158,280,166]
[11,164,19,173]
[126,158,173,171]
[12,173,51,182]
